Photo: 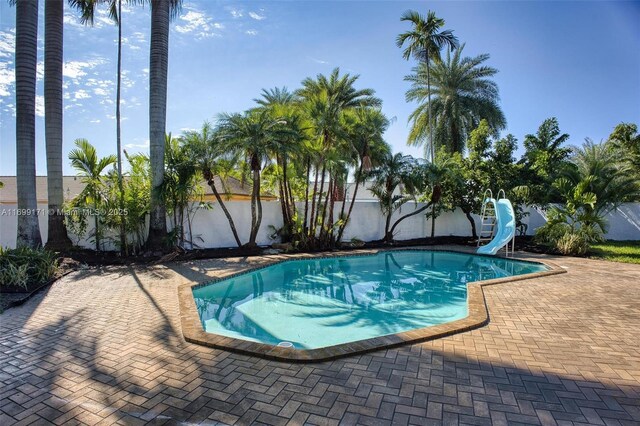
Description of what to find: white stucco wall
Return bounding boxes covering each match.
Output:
[1,201,639,249]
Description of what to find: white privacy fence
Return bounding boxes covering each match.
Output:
[1,201,639,250]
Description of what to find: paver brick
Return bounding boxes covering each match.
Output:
[1,248,639,425]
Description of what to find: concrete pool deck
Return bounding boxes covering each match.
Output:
[1,246,639,425]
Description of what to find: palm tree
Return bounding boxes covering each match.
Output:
[44,0,72,250]
[521,117,571,205]
[296,68,380,246]
[405,45,506,154]
[218,110,294,248]
[567,139,640,217]
[182,122,243,247]
[368,153,437,243]
[336,107,391,243]
[68,0,125,251]
[147,0,183,251]
[68,139,116,251]
[13,0,42,248]
[397,9,458,162]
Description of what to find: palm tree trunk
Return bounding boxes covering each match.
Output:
[314,164,327,238]
[426,53,433,163]
[463,209,477,239]
[147,0,170,251]
[308,163,320,237]
[389,201,435,241]
[44,0,71,250]
[15,0,42,248]
[337,161,363,243]
[248,169,260,247]
[206,178,242,247]
[116,0,126,255]
[430,201,437,238]
[303,157,311,236]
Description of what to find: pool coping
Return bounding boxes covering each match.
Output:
[177,247,566,362]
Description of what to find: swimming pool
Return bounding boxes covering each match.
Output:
[191,251,549,350]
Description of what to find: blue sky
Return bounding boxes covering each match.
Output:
[0,0,638,175]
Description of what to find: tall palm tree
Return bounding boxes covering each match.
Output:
[68,139,116,251]
[69,0,125,251]
[336,107,391,243]
[182,122,243,248]
[147,0,182,251]
[405,45,506,155]
[13,0,41,248]
[397,9,458,162]
[44,0,72,250]
[218,110,294,248]
[296,68,380,246]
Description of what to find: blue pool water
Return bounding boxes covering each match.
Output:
[192,251,547,349]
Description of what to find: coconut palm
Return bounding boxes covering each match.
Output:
[68,139,116,251]
[396,9,459,162]
[218,110,295,248]
[43,0,73,250]
[147,0,183,251]
[405,45,506,155]
[12,0,41,248]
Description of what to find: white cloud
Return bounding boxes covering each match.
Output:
[93,87,109,96]
[0,30,15,98]
[309,57,329,65]
[74,89,91,100]
[249,11,266,21]
[0,29,15,59]
[229,8,243,18]
[175,10,223,39]
[125,139,150,150]
[246,30,258,36]
[64,58,107,81]
[90,119,101,124]
[35,95,44,117]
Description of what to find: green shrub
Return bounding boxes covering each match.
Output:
[555,232,591,256]
[0,247,59,290]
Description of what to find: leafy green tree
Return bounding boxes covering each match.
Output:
[608,123,640,177]
[68,139,116,251]
[405,45,506,154]
[520,117,571,205]
[164,134,203,248]
[396,9,459,161]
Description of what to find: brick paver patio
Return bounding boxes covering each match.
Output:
[1,248,639,425]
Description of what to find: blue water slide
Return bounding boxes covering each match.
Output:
[477,198,516,255]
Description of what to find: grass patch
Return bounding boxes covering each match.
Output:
[588,241,640,264]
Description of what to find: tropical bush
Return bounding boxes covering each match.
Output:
[0,247,59,290]
[535,178,605,255]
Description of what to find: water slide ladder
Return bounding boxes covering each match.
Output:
[477,189,497,247]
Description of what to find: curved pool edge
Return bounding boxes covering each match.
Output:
[177,248,567,362]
